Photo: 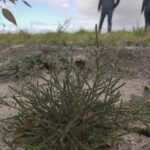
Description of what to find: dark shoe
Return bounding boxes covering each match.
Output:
[108,27,111,33]
[145,25,150,32]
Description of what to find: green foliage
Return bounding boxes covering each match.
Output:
[0,53,43,78]
[57,19,71,33]
[125,86,150,137]
[128,86,150,124]
[0,56,125,150]
[0,29,150,47]
[0,53,67,79]
[0,56,150,149]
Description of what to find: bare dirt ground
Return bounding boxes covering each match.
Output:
[0,44,149,150]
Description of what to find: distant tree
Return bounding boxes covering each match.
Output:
[0,0,31,26]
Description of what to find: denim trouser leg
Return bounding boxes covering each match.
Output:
[107,11,113,29]
[99,10,107,31]
[99,9,113,31]
[144,10,150,29]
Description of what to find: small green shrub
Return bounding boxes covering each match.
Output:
[0,53,68,79]
[117,84,150,136]
[0,56,150,150]
[128,86,150,125]
[0,56,121,149]
[0,53,43,78]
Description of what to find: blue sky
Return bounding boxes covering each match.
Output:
[0,0,145,33]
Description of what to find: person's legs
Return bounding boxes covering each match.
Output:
[144,10,150,31]
[99,10,107,32]
[107,10,113,32]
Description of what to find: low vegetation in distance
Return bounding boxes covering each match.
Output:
[0,28,150,47]
[0,52,68,79]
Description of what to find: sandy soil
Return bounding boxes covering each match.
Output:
[0,44,149,150]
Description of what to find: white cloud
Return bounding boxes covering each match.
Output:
[62,2,70,9]
[33,0,70,9]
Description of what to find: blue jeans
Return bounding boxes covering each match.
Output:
[99,9,113,31]
[144,10,150,27]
